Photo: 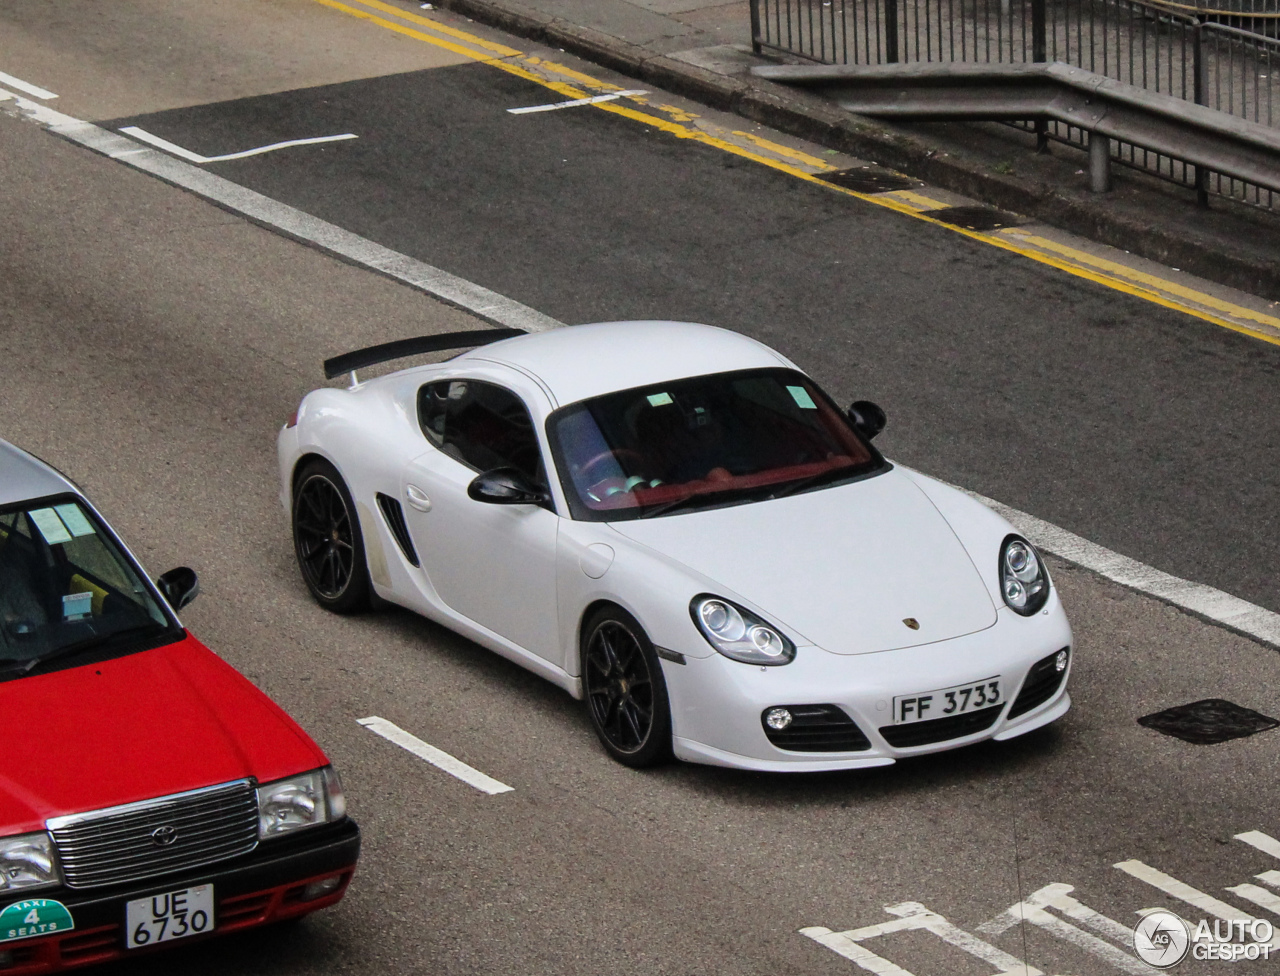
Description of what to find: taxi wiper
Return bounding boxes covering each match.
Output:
[0,624,166,677]
[635,492,706,520]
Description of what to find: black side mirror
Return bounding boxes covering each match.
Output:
[156,567,200,611]
[847,400,887,440]
[467,468,550,506]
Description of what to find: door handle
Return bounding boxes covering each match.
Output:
[405,484,432,513]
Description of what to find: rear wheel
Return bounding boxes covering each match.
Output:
[292,458,370,613]
[582,606,672,767]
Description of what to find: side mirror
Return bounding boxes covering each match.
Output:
[156,567,200,611]
[467,468,550,506]
[847,400,887,440]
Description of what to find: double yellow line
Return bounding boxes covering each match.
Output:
[313,0,1280,347]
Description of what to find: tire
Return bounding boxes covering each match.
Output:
[291,458,371,614]
[581,606,672,768]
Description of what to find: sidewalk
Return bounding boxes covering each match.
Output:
[419,0,1280,301]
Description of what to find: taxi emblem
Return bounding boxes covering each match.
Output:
[150,825,178,847]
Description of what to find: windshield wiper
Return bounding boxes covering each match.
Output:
[0,624,168,677]
[635,492,708,520]
[768,465,860,500]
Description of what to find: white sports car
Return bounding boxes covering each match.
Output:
[278,321,1071,772]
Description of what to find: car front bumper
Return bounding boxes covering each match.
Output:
[663,603,1073,772]
[0,818,359,973]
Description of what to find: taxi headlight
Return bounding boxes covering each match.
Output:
[257,766,346,839]
[0,833,61,892]
[691,595,796,665]
[1000,535,1050,616]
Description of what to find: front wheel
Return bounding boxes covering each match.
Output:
[292,458,371,614]
[582,606,672,768]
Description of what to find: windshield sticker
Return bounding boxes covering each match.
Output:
[646,392,673,406]
[53,504,95,538]
[787,385,818,410]
[0,899,75,943]
[62,591,93,621]
[28,508,72,545]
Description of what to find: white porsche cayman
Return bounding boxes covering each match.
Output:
[278,321,1071,772]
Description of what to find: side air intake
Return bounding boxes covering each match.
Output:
[376,493,419,567]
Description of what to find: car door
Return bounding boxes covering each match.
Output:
[402,377,561,664]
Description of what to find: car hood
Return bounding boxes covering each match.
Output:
[0,634,326,833]
[609,468,997,655]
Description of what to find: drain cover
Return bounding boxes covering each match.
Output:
[919,205,1024,231]
[818,168,921,193]
[1137,699,1279,745]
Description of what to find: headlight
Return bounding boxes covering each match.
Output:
[1000,535,1050,616]
[690,595,796,665]
[0,833,61,892]
[257,766,346,839]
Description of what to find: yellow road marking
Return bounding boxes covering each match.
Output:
[310,0,1280,348]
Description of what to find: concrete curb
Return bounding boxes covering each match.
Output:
[429,0,1280,300]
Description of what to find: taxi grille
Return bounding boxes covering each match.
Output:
[49,780,258,889]
[879,705,1003,748]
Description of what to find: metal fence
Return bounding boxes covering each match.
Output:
[750,0,1280,208]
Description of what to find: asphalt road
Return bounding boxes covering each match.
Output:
[1,3,1279,975]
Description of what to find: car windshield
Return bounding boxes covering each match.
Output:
[548,368,885,521]
[0,498,173,673]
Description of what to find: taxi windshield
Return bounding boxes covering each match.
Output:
[548,368,884,521]
[0,499,173,674]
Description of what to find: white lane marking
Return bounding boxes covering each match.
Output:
[1237,831,1280,860]
[0,88,562,334]
[978,883,1149,975]
[507,89,648,114]
[1227,882,1280,915]
[7,78,1280,654]
[357,716,513,794]
[802,901,1044,976]
[119,126,357,163]
[1114,859,1260,923]
[962,486,1280,651]
[1258,870,1280,889]
[0,71,56,100]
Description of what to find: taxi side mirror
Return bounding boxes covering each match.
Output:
[846,400,887,440]
[157,567,200,611]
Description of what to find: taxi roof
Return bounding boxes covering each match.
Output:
[0,440,79,508]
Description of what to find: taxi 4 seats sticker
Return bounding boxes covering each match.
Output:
[1,899,75,942]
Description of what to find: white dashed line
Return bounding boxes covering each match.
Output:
[357,716,514,795]
[0,70,56,100]
[5,78,1280,652]
[119,126,358,163]
[1237,830,1280,860]
[508,89,647,114]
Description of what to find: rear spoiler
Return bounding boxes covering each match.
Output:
[323,328,526,381]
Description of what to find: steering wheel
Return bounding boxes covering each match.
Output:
[577,448,647,486]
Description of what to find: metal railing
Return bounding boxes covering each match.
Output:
[749,0,1280,208]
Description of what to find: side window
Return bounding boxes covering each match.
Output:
[418,380,547,488]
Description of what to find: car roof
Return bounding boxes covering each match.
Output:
[457,321,797,406]
[0,439,79,508]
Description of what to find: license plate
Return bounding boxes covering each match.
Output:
[893,677,1002,724]
[125,884,214,949]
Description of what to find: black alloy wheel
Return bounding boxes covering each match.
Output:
[292,459,371,614]
[582,607,672,767]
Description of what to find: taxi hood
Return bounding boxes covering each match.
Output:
[610,468,998,654]
[0,634,326,834]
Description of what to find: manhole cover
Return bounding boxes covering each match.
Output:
[919,205,1024,231]
[818,169,921,193]
[1137,699,1279,745]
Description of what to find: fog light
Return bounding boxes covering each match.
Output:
[301,875,343,901]
[765,707,793,731]
[1055,649,1069,672]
